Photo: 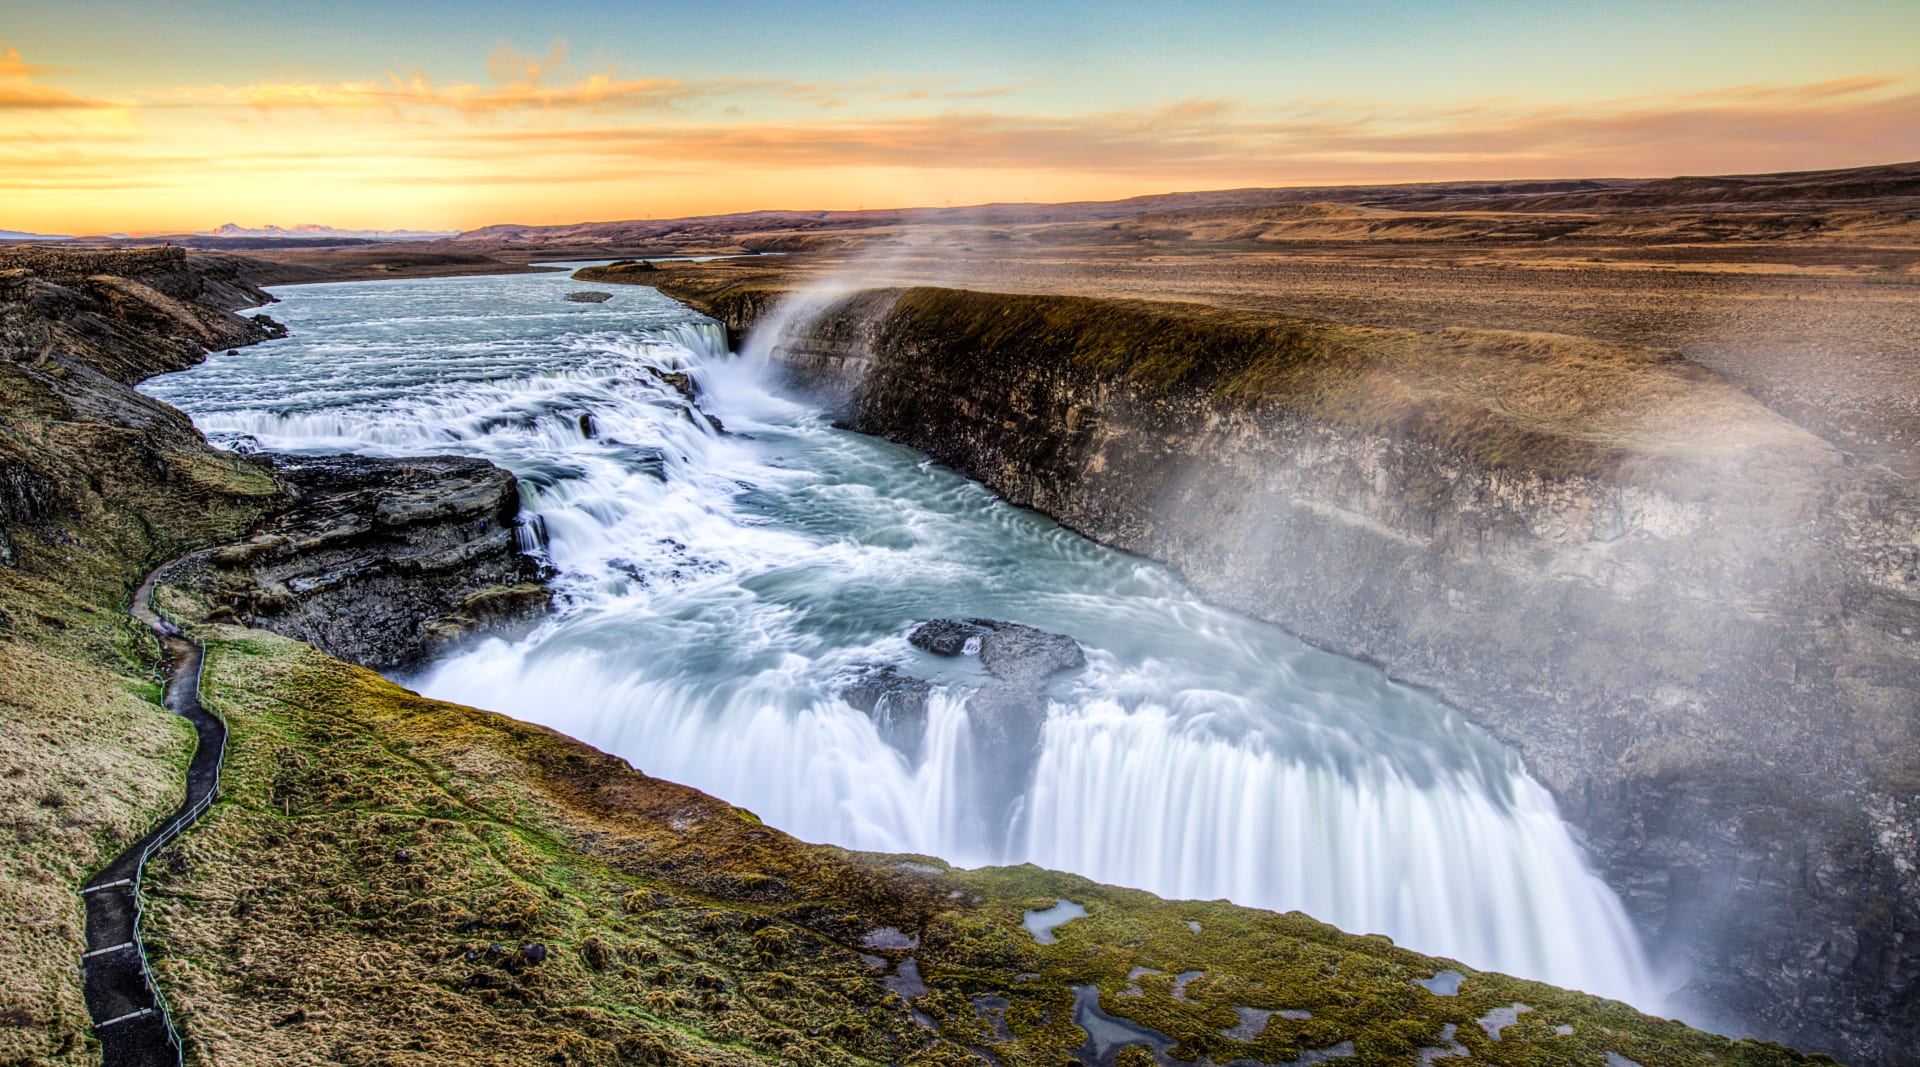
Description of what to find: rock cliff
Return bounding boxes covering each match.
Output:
[658,278,1920,1065]
[157,453,550,674]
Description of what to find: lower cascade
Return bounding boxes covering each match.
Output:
[143,268,1660,1010]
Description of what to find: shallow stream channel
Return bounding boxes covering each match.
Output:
[142,266,1662,1010]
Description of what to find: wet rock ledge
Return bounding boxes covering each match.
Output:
[161,453,550,674]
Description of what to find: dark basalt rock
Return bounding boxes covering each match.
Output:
[578,412,599,439]
[979,622,1086,685]
[909,617,1087,833]
[909,617,991,655]
[565,291,613,303]
[167,452,552,674]
[0,245,280,385]
[656,370,698,401]
[911,617,1086,684]
[838,665,933,760]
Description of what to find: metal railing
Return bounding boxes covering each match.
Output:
[88,569,228,1066]
[137,600,224,1064]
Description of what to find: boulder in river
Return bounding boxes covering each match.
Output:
[838,664,934,760]
[909,618,1087,836]
[910,617,1086,684]
[655,370,698,401]
[978,623,1085,685]
[909,617,989,655]
[565,291,613,303]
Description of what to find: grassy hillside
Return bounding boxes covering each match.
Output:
[133,626,1829,1067]
[0,253,283,1064]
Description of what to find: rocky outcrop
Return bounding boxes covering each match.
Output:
[162,453,549,673]
[687,281,1920,1065]
[565,290,613,303]
[837,664,933,758]
[909,617,1087,832]
[0,245,282,385]
[842,618,1089,779]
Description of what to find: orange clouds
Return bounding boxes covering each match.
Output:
[155,43,719,114]
[0,46,109,109]
[781,76,1044,109]
[424,77,1920,180]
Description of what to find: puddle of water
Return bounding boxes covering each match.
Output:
[1273,1040,1357,1066]
[1022,898,1088,944]
[1278,1009,1313,1020]
[885,957,931,1000]
[1121,965,1165,997]
[1416,970,1464,996]
[1170,969,1205,1003]
[1478,1003,1532,1041]
[973,994,1016,1043]
[1417,1023,1470,1065]
[1070,984,1176,1065]
[1187,920,1203,934]
[864,926,920,950]
[1222,1006,1272,1041]
[1606,1055,1646,1067]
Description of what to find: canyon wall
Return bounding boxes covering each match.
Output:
[673,281,1920,1065]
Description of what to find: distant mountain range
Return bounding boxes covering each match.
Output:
[0,230,73,241]
[201,223,458,241]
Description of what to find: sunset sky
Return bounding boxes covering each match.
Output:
[4,0,1917,235]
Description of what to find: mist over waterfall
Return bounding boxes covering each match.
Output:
[142,268,1660,1008]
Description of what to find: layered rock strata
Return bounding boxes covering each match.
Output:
[160,453,549,674]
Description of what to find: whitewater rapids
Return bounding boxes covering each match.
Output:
[142,267,1660,1008]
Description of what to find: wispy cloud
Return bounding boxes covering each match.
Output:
[782,75,1044,109]
[0,45,111,110]
[420,75,1919,180]
[176,52,1043,117]
[155,41,738,114]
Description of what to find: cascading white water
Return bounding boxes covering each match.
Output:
[142,267,1661,1009]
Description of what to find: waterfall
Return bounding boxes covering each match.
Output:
[140,268,1662,1011]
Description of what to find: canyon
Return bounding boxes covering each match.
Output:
[0,249,1820,1065]
[607,228,1919,1064]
